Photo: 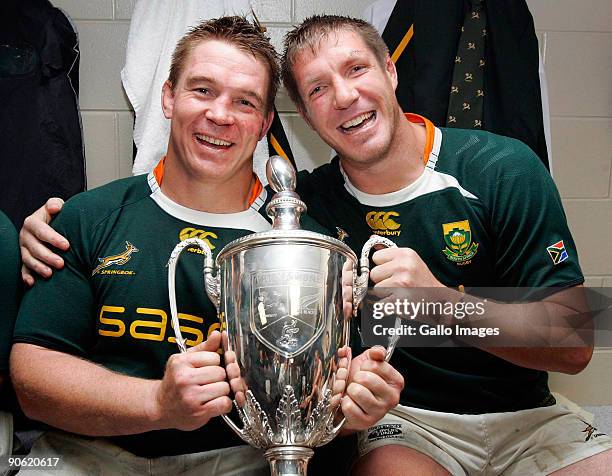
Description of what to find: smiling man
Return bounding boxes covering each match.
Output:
[10,17,403,475]
[279,15,612,476]
[11,17,277,476]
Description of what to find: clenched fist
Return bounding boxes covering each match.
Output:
[370,247,443,288]
[151,331,232,431]
[341,346,404,431]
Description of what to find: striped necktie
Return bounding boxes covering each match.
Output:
[446,0,487,129]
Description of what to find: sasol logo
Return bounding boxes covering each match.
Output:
[366,211,401,237]
[179,227,217,253]
[98,304,224,350]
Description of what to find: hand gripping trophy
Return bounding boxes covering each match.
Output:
[168,156,396,476]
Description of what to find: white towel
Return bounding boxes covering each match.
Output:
[122,0,270,179]
[362,0,396,31]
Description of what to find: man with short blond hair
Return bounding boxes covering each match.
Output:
[280,14,612,476]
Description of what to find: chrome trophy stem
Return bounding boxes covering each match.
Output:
[265,446,313,476]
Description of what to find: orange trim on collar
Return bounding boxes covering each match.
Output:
[404,113,435,165]
[152,157,263,207]
[153,157,166,186]
[247,178,263,206]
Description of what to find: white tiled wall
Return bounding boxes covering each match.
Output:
[525,0,612,289]
[52,0,612,402]
[518,0,611,402]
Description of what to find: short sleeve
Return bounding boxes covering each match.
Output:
[13,201,96,356]
[491,148,583,288]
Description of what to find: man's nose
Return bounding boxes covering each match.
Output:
[332,78,359,110]
[204,98,235,126]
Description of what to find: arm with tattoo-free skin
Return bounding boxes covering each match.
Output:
[11,332,232,435]
[369,247,593,375]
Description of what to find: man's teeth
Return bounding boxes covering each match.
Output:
[195,134,231,146]
[341,112,374,129]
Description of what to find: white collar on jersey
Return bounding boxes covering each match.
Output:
[340,126,478,207]
[146,172,270,232]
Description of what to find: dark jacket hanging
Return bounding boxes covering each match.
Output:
[0,0,85,228]
[381,0,549,169]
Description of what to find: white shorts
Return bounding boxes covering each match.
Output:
[357,403,612,475]
[18,431,269,476]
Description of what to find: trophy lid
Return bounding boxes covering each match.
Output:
[216,156,356,263]
[267,155,296,193]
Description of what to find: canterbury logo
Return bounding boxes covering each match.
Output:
[179,227,217,250]
[366,211,401,231]
[366,211,401,237]
[92,241,139,276]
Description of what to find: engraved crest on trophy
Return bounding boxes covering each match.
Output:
[251,269,325,358]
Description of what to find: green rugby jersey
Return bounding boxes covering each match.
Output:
[296,114,584,414]
[0,210,21,377]
[14,171,277,457]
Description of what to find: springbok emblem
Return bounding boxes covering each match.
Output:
[92,241,139,276]
[336,227,349,242]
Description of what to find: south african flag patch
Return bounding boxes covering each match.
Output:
[547,240,568,265]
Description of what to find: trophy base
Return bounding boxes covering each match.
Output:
[264,446,314,476]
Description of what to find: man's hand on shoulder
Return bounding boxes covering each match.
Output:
[150,331,232,431]
[341,346,404,432]
[20,198,69,286]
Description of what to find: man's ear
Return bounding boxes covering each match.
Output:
[161,80,175,119]
[385,55,398,91]
[259,108,275,140]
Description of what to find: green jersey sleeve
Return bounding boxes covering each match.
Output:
[14,199,97,356]
[488,144,583,288]
[0,211,22,372]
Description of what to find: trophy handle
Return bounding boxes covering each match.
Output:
[221,414,247,439]
[167,238,220,353]
[167,239,253,444]
[353,235,399,362]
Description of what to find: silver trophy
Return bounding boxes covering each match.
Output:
[167,156,396,476]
